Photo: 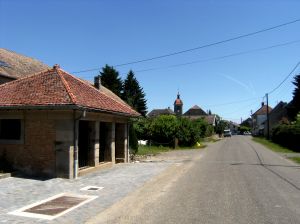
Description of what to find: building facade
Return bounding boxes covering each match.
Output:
[0,65,139,178]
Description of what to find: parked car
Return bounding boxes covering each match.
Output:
[224,129,232,137]
[243,131,251,135]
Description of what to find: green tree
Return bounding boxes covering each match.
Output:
[99,64,123,97]
[122,70,147,116]
[129,124,139,155]
[149,115,178,146]
[215,120,228,136]
[288,74,300,120]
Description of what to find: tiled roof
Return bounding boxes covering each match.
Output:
[0,48,49,79]
[182,114,216,125]
[183,105,207,116]
[0,65,139,117]
[253,105,272,116]
[147,108,175,117]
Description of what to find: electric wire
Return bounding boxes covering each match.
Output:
[133,40,300,74]
[72,18,300,74]
[268,60,300,95]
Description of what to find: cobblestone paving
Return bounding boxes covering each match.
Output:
[0,162,171,224]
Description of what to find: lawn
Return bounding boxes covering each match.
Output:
[290,157,300,164]
[136,144,206,156]
[252,137,294,153]
[252,137,300,164]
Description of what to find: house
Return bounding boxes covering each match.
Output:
[147,107,175,118]
[0,65,139,179]
[228,121,239,134]
[251,102,272,136]
[0,48,49,84]
[264,101,289,137]
[183,105,216,126]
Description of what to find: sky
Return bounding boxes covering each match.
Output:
[1,0,300,123]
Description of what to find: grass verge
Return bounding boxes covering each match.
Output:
[136,144,206,156]
[290,157,300,164]
[252,137,294,153]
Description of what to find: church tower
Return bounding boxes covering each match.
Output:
[174,92,183,116]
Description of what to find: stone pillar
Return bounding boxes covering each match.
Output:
[111,122,116,164]
[124,123,128,163]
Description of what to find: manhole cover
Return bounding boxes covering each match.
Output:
[9,193,97,220]
[80,186,104,191]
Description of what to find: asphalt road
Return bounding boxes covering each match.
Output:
[87,136,300,224]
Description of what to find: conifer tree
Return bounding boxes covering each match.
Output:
[288,74,300,120]
[99,64,123,97]
[122,70,147,116]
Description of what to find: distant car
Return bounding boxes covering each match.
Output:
[243,131,251,135]
[224,129,232,137]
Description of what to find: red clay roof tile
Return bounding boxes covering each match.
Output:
[0,66,139,117]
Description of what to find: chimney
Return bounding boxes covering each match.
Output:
[53,64,60,69]
[261,102,264,107]
[94,75,101,90]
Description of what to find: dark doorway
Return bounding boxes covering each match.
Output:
[115,123,125,163]
[78,121,89,168]
[99,122,111,162]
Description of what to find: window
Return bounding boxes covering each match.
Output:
[0,119,22,140]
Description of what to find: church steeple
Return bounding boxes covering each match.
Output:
[174,92,183,116]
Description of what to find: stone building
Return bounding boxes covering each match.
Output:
[0,65,139,178]
[174,92,183,116]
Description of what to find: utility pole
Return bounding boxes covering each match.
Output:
[266,93,270,139]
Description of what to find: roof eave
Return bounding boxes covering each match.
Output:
[0,104,140,117]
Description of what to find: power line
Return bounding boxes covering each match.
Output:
[74,39,300,76]
[205,97,260,108]
[268,60,300,95]
[133,39,300,74]
[72,18,300,74]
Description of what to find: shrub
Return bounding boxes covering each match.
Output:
[129,124,139,155]
[149,115,178,147]
[176,118,199,146]
[271,113,300,152]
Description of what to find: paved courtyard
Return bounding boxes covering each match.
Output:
[0,161,171,224]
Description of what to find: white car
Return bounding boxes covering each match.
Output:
[224,129,232,137]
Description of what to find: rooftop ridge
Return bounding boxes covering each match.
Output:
[0,68,53,87]
[55,67,77,104]
[57,67,139,115]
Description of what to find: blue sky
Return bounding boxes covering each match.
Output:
[1,0,300,123]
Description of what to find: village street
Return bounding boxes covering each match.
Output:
[87,136,300,224]
[1,136,300,223]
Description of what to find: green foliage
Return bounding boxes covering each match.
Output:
[252,137,293,153]
[176,118,197,147]
[239,125,251,133]
[215,120,228,135]
[149,115,178,146]
[287,74,300,120]
[205,125,214,137]
[122,70,147,116]
[129,124,139,155]
[100,64,123,97]
[133,117,151,140]
[271,113,300,152]
[132,115,214,148]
